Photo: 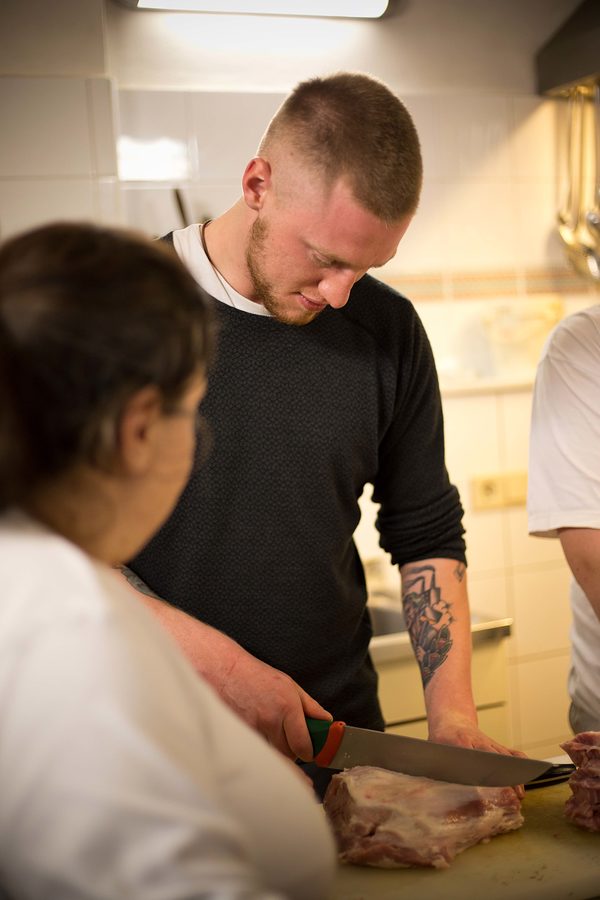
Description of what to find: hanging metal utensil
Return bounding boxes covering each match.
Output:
[557,86,580,250]
[558,85,600,281]
[585,80,600,240]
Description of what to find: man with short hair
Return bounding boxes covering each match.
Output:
[123,72,519,781]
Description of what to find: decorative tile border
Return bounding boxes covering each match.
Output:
[385,274,446,301]
[523,268,596,295]
[451,272,520,298]
[386,267,597,301]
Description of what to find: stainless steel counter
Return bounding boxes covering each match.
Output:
[368,600,512,665]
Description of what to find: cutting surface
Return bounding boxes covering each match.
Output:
[329,782,600,900]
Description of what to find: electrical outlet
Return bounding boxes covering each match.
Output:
[503,471,528,506]
[471,471,528,510]
[471,475,505,510]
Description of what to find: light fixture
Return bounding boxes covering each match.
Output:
[118,0,389,17]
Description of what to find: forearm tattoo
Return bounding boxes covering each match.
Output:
[402,564,454,689]
[454,562,465,582]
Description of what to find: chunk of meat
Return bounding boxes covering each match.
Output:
[560,731,600,832]
[561,732,600,769]
[322,766,523,869]
[567,768,600,805]
[564,794,600,831]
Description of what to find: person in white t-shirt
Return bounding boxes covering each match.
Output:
[0,221,335,900]
[528,303,600,733]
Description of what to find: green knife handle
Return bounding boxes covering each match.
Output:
[306,716,345,767]
[306,717,332,756]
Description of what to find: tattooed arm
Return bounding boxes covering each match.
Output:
[400,558,523,762]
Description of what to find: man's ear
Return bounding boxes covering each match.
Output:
[117,385,163,476]
[241,156,272,211]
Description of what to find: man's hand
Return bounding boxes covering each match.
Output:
[217,650,331,761]
[428,711,527,799]
[426,709,521,755]
[117,569,331,760]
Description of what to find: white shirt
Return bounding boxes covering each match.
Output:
[0,510,335,900]
[528,304,600,722]
[173,224,271,316]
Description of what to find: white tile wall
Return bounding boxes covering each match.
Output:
[461,508,507,578]
[0,77,93,178]
[93,178,122,226]
[86,79,118,177]
[443,394,502,484]
[507,508,566,568]
[0,178,96,239]
[400,95,441,184]
[510,653,572,749]
[184,182,244,224]
[0,75,120,237]
[513,179,566,269]
[0,0,105,77]
[120,185,189,238]
[444,179,520,272]
[435,95,513,181]
[417,302,481,380]
[509,563,572,658]
[385,177,446,276]
[442,392,508,582]
[117,90,191,181]
[189,92,284,180]
[467,570,511,622]
[509,97,559,181]
[509,96,564,265]
[497,390,532,471]
[116,90,285,232]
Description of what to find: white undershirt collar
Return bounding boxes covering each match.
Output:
[172,224,272,317]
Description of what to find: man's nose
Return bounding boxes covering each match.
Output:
[318,269,357,309]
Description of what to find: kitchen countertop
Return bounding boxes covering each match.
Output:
[369,610,512,665]
[328,781,600,900]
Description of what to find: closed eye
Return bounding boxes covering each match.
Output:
[314,254,336,268]
[314,253,350,271]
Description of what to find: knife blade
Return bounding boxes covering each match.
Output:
[306,718,559,787]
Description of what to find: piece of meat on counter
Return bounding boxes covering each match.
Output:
[561,731,600,832]
[322,765,523,870]
[561,731,600,771]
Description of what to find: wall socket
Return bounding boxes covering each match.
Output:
[471,471,528,510]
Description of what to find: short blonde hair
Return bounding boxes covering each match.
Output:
[260,71,422,222]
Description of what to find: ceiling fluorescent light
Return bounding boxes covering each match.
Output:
[133,1,389,17]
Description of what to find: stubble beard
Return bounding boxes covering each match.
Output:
[245,217,319,327]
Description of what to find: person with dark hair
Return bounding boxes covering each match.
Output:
[123,71,523,791]
[0,222,335,899]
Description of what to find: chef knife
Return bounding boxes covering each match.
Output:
[306,718,571,787]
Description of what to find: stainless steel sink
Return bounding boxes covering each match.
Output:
[367,597,513,665]
[368,600,407,635]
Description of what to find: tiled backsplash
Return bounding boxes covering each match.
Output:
[0,75,120,240]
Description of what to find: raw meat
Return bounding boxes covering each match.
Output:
[322,765,523,869]
[561,731,600,832]
[561,731,600,770]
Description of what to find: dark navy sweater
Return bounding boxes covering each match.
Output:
[130,269,465,730]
